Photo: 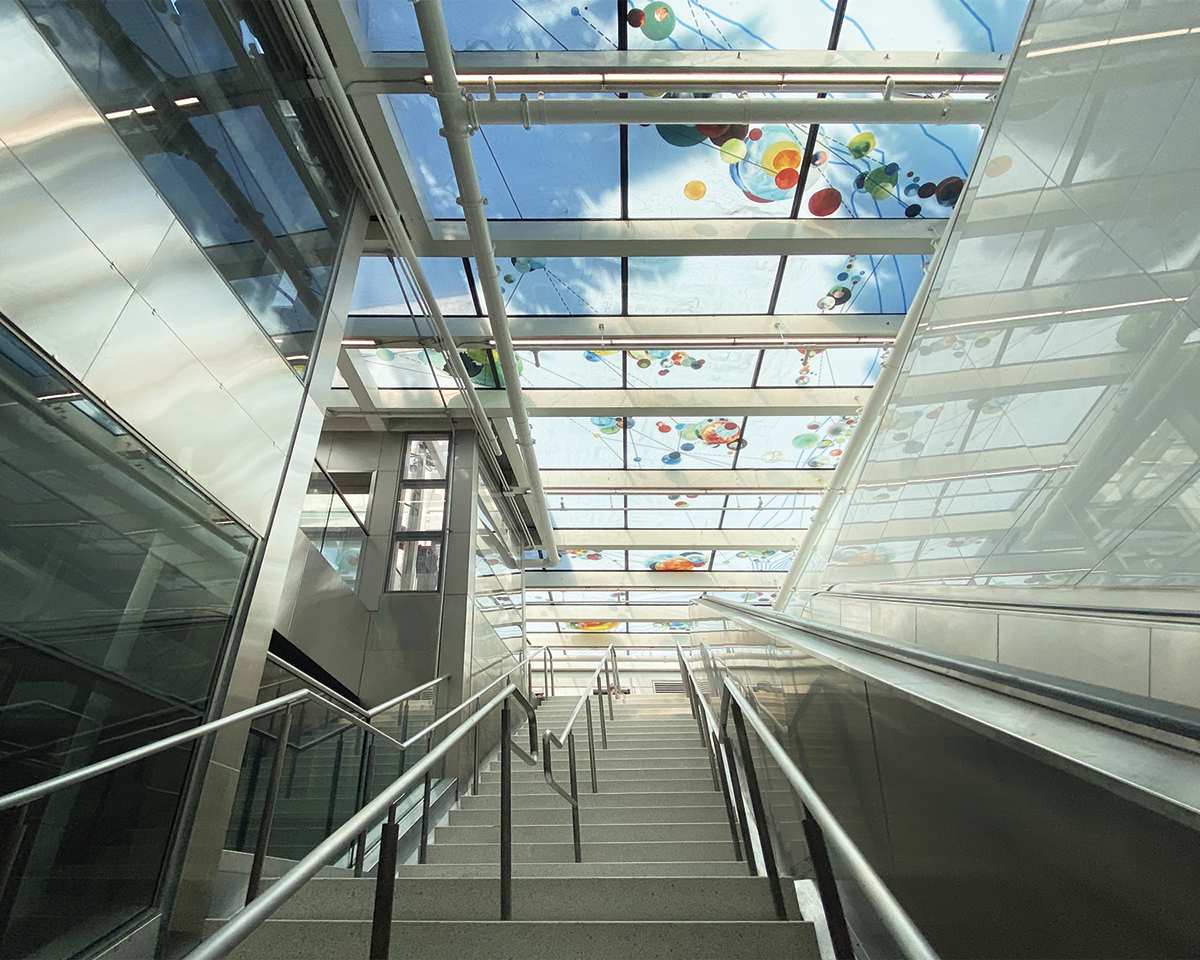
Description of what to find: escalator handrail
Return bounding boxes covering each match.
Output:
[720,677,939,960]
[701,596,1200,743]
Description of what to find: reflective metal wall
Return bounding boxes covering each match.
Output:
[0,0,309,535]
[690,607,1200,958]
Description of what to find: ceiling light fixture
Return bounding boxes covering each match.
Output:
[341,338,377,346]
[436,71,1004,88]
[928,297,1185,332]
[503,336,896,348]
[1027,27,1198,58]
[545,487,829,496]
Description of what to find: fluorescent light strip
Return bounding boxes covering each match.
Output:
[546,487,830,496]
[37,392,84,402]
[1027,26,1199,58]
[504,337,895,348]
[105,97,201,120]
[341,338,377,346]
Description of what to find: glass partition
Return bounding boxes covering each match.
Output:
[0,323,255,958]
[300,463,368,589]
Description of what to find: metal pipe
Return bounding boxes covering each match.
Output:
[369,813,399,960]
[803,803,856,959]
[730,698,789,921]
[584,698,598,793]
[184,685,530,960]
[325,733,346,838]
[723,735,758,875]
[412,0,560,567]
[721,680,938,960]
[464,95,993,127]
[594,676,607,749]
[247,705,293,903]
[567,733,582,863]
[603,661,614,720]
[418,772,432,864]
[277,0,502,460]
[500,699,513,920]
[354,734,378,878]
[713,732,744,862]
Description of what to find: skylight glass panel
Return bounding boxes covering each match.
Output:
[528,417,626,469]
[526,621,561,633]
[627,415,744,469]
[627,114,810,219]
[737,415,857,469]
[554,550,627,570]
[628,256,778,315]
[388,95,619,218]
[756,346,885,387]
[560,620,628,633]
[624,0,835,49]
[998,314,1130,366]
[627,494,728,529]
[628,620,690,633]
[626,591,703,603]
[799,122,981,220]
[712,548,793,571]
[498,257,621,315]
[625,349,758,388]
[357,1,619,51]
[723,494,821,529]
[518,351,623,389]
[359,348,455,390]
[549,493,624,528]
[775,254,928,314]
[839,0,1029,54]
[628,549,712,572]
[705,589,778,603]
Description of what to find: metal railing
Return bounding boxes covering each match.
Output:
[676,642,936,960]
[186,682,540,960]
[0,665,457,914]
[539,645,620,862]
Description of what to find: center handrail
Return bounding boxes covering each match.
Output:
[401,647,549,750]
[539,645,618,863]
[185,683,540,960]
[265,651,449,720]
[719,676,938,960]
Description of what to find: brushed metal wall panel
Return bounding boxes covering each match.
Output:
[0,143,134,374]
[914,603,998,661]
[0,3,175,286]
[85,294,284,532]
[135,222,302,447]
[1149,626,1200,709]
[999,613,1151,697]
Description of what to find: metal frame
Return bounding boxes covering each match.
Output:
[539,646,621,862]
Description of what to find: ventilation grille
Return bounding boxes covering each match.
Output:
[653,681,685,694]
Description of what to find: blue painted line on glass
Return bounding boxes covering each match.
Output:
[956,0,996,52]
[688,2,776,49]
[918,125,970,176]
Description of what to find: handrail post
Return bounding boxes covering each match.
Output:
[0,804,28,908]
[548,648,555,697]
[354,732,377,878]
[594,675,607,748]
[730,698,789,921]
[418,771,432,864]
[567,733,582,863]
[723,734,757,875]
[603,659,614,720]
[542,648,549,700]
[584,697,598,792]
[713,732,743,861]
[369,804,399,960]
[247,704,293,903]
[500,698,513,920]
[802,802,856,959]
[611,646,621,696]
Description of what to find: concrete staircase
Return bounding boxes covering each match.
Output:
[214,693,820,958]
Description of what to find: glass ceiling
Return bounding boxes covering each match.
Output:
[336,0,1033,629]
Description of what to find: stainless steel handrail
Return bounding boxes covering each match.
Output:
[265,651,450,719]
[718,676,938,960]
[539,645,617,862]
[186,683,539,960]
[402,647,548,750]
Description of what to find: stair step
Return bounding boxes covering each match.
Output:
[432,822,732,845]
[449,805,726,826]
[479,765,712,781]
[264,876,789,921]
[474,777,716,795]
[222,919,819,959]
[458,790,723,810]
[392,861,753,878]
[426,839,736,865]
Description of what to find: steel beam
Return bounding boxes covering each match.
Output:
[345,312,904,345]
[542,469,832,494]
[529,604,709,622]
[341,49,1008,95]
[363,218,943,258]
[554,530,801,551]
[466,95,993,127]
[526,571,787,590]
[335,348,385,432]
[362,386,865,416]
